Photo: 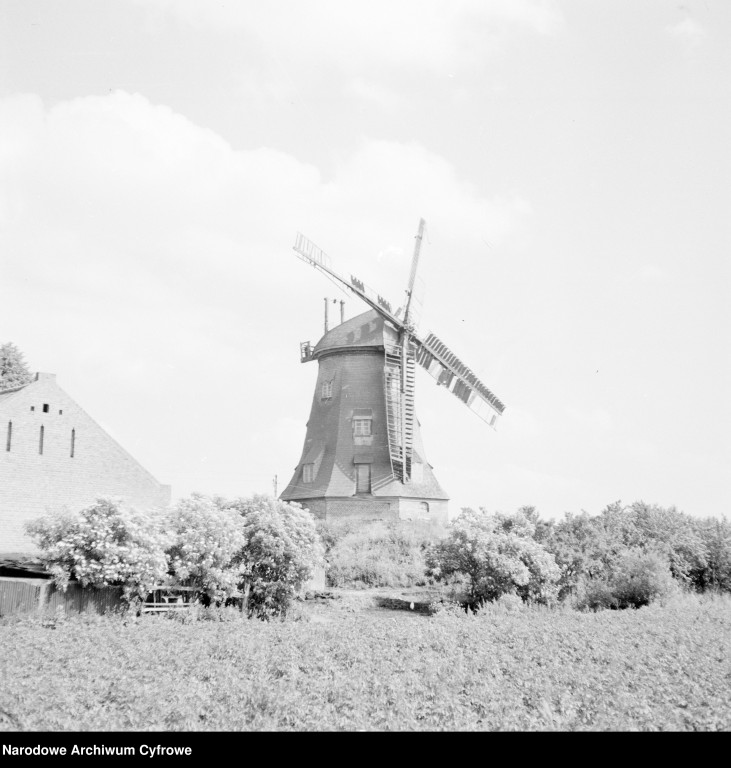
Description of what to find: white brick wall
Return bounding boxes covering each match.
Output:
[0,374,170,553]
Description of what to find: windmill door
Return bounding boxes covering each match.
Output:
[356,463,371,494]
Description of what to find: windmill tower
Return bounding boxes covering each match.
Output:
[280,220,506,525]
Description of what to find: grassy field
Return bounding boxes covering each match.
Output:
[1,593,729,731]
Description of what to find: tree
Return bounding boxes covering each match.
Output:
[225,495,324,618]
[165,494,245,601]
[543,501,710,598]
[621,501,706,584]
[692,517,731,592]
[610,549,676,608]
[0,342,33,390]
[25,497,170,600]
[426,507,561,605]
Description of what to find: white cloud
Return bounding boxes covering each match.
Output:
[666,17,706,53]
[134,0,563,75]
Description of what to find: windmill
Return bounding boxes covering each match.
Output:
[280,220,506,524]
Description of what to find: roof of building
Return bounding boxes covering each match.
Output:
[0,384,30,406]
[313,309,399,358]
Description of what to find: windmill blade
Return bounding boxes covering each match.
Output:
[403,218,425,326]
[293,232,405,330]
[412,332,506,427]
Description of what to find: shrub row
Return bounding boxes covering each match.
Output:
[25,494,323,618]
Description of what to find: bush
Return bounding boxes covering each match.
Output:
[610,549,677,608]
[573,578,618,612]
[24,497,169,600]
[542,501,719,598]
[574,549,676,611]
[322,520,436,589]
[165,494,245,602]
[225,496,323,619]
[426,508,561,605]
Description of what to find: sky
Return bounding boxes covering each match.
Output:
[0,0,729,520]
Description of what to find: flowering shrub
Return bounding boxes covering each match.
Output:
[225,496,323,618]
[426,507,561,605]
[322,520,435,588]
[24,497,169,600]
[165,494,245,601]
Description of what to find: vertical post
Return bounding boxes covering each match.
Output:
[324,297,329,334]
[37,581,49,614]
[340,300,345,325]
[273,474,278,498]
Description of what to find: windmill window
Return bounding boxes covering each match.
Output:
[30,406,35,412]
[43,404,49,413]
[420,502,429,514]
[39,425,44,455]
[302,463,314,483]
[353,419,372,436]
[5,422,11,452]
[321,380,333,400]
[58,410,63,415]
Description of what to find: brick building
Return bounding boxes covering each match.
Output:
[280,310,449,525]
[0,372,171,555]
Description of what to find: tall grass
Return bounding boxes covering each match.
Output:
[1,593,729,731]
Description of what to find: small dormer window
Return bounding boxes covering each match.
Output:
[353,419,372,436]
[321,380,333,400]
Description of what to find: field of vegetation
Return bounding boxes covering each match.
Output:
[1,593,729,731]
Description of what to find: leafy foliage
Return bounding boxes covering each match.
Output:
[426,507,561,605]
[322,520,437,589]
[24,497,169,600]
[539,501,725,600]
[0,342,33,390]
[691,517,731,592]
[225,496,323,618]
[609,549,677,608]
[165,494,245,601]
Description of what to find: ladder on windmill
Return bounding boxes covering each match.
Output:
[384,343,415,482]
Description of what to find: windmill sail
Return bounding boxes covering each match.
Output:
[413,332,506,427]
[292,225,506,483]
[293,233,404,330]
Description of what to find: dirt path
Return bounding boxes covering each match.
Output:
[299,585,445,623]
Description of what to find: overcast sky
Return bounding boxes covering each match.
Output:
[1,0,729,520]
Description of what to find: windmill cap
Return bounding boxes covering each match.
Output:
[313,309,397,358]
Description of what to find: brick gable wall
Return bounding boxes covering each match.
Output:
[0,374,170,553]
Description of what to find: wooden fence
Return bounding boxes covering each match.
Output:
[0,577,124,617]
